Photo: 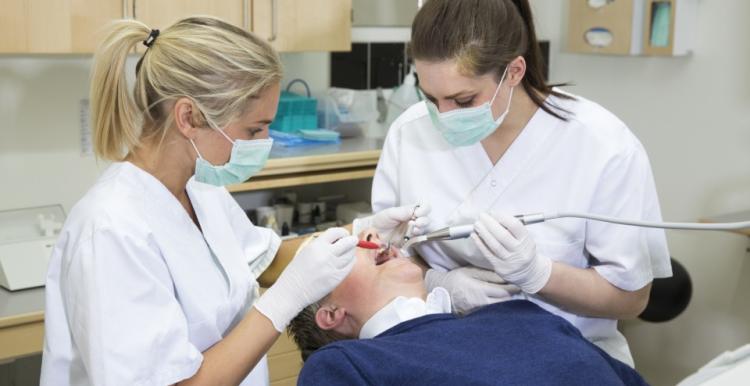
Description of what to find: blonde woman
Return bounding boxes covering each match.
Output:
[38,17,418,386]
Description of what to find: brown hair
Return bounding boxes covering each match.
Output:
[409,0,572,120]
[90,16,282,161]
[287,299,350,361]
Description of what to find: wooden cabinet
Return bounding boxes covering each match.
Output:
[134,0,351,52]
[132,0,351,52]
[0,0,123,53]
[0,0,351,54]
[252,0,351,52]
[131,0,248,31]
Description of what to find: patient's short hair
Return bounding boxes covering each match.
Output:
[287,298,350,361]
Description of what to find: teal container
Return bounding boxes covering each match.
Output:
[271,80,318,133]
[650,2,671,48]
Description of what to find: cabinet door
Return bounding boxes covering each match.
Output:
[133,0,247,30]
[252,0,351,52]
[0,0,123,53]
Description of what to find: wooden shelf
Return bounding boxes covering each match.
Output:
[228,166,375,192]
[0,316,44,361]
[227,138,382,193]
[254,149,381,177]
[0,311,43,329]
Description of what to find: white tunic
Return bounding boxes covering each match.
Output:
[372,92,672,366]
[41,162,280,386]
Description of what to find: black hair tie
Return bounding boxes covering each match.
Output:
[143,29,160,48]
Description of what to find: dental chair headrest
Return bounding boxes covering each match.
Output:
[639,258,692,323]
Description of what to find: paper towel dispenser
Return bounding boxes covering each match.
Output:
[567,0,697,56]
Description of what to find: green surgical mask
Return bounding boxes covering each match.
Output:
[427,67,513,147]
[190,127,273,187]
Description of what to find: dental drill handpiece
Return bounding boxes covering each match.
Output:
[401,224,475,250]
[400,214,544,250]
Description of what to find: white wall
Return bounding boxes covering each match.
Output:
[278,52,330,96]
[352,0,418,26]
[0,56,103,213]
[530,1,750,384]
[0,53,326,214]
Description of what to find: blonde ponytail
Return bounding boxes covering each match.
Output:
[90,16,283,161]
[90,20,150,161]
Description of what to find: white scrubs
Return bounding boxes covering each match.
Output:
[372,91,672,366]
[41,162,279,386]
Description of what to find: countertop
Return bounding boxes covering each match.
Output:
[0,286,44,328]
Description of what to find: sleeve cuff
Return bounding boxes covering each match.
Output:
[135,355,203,386]
[249,230,281,279]
[593,263,654,292]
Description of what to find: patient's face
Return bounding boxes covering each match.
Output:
[319,228,425,334]
[340,228,423,300]
[357,229,404,265]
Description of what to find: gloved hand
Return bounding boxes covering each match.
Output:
[353,203,431,242]
[424,266,521,314]
[254,227,357,332]
[471,213,552,294]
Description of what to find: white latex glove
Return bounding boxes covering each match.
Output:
[254,227,357,332]
[471,213,552,294]
[353,203,431,241]
[424,266,521,314]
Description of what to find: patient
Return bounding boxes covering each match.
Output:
[288,229,648,385]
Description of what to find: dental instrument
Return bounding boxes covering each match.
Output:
[400,215,528,250]
[384,205,420,251]
[401,212,750,250]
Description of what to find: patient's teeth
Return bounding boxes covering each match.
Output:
[375,248,391,265]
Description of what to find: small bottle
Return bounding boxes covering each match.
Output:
[312,205,321,225]
[266,215,280,235]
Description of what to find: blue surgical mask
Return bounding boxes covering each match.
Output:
[426,67,514,147]
[190,127,273,187]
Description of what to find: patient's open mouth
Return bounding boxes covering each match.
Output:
[375,247,397,265]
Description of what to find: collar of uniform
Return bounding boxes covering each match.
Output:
[358,287,451,339]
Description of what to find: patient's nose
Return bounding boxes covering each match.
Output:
[368,232,382,244]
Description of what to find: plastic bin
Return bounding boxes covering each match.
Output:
[318,88,379,138]
[270,79,318,133]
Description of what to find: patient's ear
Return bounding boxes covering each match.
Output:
[315,305,347,330]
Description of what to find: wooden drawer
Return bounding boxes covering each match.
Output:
[0,316,44,362]
[269,332,299,356]
[268,332,303,382]
[271,376,298,386]
[268,350,303,381]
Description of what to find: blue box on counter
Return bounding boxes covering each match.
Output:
[270,91,318,133]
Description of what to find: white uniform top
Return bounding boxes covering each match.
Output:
[41,162,280,386]
[372,92,672,366]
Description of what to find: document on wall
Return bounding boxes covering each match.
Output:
[80,98,92,157]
